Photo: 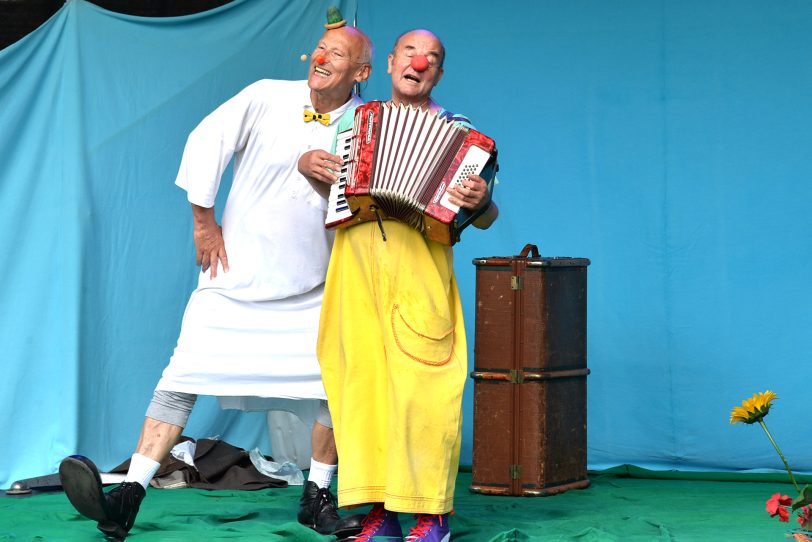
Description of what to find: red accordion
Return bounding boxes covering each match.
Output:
[326,101,498,245]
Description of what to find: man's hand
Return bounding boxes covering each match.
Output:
[298,150,344,200]
[446,174,499,230]
[446,174,490,210]
[297,149,344,184]
[191,204,229,279]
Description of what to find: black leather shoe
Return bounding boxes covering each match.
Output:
[297,481,364,538]
[297,481,343,535]
[59,455,146,539]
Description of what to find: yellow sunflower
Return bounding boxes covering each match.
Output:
[730,391,778,424]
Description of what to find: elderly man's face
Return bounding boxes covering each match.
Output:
[308,28,369,98]
[388,30,444,104]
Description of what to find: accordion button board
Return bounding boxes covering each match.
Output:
[437,145,492,213]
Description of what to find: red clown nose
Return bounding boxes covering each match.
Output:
[315,55,326,65]
[410,55,429,72]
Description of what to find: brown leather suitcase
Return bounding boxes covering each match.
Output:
[470,244,590,496]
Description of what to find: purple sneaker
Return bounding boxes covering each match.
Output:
[405,513,450,542]
[351,503,403,541]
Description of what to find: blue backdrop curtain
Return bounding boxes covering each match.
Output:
[0,0,359,488]
[1,0,811,489]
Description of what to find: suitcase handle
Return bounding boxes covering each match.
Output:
[518,244,540,258]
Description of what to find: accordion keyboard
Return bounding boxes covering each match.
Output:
[325,128,354,227]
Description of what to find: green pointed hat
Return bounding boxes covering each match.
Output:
[324,6,347,29]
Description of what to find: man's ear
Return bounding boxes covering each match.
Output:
[434,66,444,87]
[387,53,394,75]
[355,63,372,83]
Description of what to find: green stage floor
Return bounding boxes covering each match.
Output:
[1,469,807,541]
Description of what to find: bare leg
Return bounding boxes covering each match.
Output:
[134,417,184,463]
[311,421,338,465]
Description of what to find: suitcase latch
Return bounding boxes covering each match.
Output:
[509,464,522,480]
[508,369,524,384]
[510,276,523,290]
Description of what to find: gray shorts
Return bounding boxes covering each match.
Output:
[145,390,198,427]
[146,390,333,429]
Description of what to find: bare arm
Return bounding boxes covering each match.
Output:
[472,200,499,229]
[297,149,344,199]
[191,204,229,278]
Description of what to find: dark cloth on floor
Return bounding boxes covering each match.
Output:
[110,437,286,491]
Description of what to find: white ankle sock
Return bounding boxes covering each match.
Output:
[124,453,161,489]
[307,458,337,489]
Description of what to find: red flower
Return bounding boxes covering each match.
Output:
[766,493,793,522]
[798,506,812,529]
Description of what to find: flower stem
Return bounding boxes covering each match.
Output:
[759,419,801,494]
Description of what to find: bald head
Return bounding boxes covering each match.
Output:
[326,25,374,65]
[392,29,445,67]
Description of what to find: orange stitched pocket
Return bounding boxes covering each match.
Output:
[390,303,455,366]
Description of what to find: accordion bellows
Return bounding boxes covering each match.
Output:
[326,101,498,245]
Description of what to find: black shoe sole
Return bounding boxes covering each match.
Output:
[298,520,339,536]
[59,456,131,539]
[332,513,365,538]
[59,456,109,523]
[97,520,128,540]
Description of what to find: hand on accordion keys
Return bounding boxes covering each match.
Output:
[445,174,491,210]
[297,149,345,199]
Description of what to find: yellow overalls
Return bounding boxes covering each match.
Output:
[317,220,467,514]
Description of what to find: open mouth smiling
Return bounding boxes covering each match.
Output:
[314,66,332,77]
[404,74,421,83]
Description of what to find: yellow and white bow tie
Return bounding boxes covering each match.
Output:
[303,109,330,126]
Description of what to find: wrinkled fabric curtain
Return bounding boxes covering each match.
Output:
[0,0,356,488]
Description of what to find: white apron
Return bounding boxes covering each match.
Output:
[155,79,361,400]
